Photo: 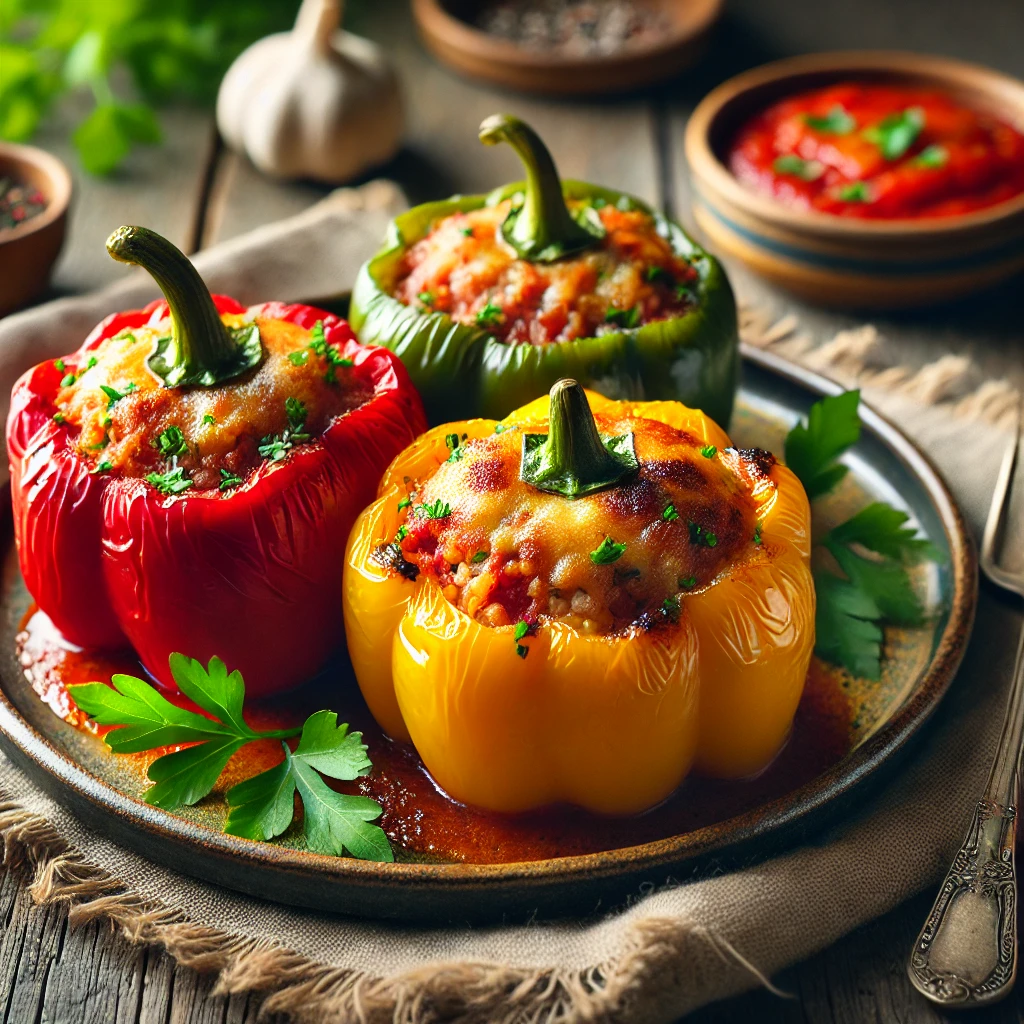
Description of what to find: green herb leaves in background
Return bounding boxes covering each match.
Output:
[863,106,925,161]
[0,0,303,174]
[67,653,392,862]
[785,391,943,680]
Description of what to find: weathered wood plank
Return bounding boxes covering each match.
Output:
[29,97,216,295]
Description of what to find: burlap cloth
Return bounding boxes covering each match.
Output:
[0,181,1021,1023]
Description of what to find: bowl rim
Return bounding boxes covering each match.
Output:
[684,50,1024,239]
[0,141,72,246]
[411,0,724,71]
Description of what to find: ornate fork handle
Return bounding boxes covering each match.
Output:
[909,627,1024,1007]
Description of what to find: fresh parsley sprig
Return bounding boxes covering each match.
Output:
[67,654,392,862]
[785,391,944,680]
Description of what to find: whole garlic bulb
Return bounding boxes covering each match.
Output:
[216,0,403,183]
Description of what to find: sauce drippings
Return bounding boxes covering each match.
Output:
[18,608,853,864]
[730,81,1024,219]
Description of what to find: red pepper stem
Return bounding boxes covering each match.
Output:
[106,226,263,388]
[520,379,638,499]
[478,114,600,262]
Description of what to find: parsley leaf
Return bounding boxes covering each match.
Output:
[475,302,504,327]
[288,351,309,366]
[827,502,944,563]
[156,424,188,457]
[219,469,243,492]
[417,499,452,520]
[914,144,948,169]
[146,466,193,495]
[813,571,884,680]
[805,105,856,134]
[863,107,925,160]
[203,414,216,426]
[662,503,680,522]
[773,155,825,181]
[700,444,717,459]
[839,181,872,203]
[605,305,641,329]
[784,390,861,499]
[470,550,488,563]
[590,537,627,564]
[68,655,391,861]
[101,382,135,409]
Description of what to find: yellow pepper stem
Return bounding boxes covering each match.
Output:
[520,378,638,499]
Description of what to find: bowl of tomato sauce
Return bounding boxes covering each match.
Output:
[684,52,1024,308]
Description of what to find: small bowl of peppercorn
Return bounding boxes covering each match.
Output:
[0,142,72,317]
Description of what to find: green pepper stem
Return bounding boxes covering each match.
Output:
[479,114,600,263]
[106,226,262,389]
[520,379,638,499]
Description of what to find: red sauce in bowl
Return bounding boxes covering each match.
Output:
[729,81,1024,219]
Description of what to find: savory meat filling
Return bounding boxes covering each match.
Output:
[391,199,698,344]
[383,416,772,636]
[54,313,372,492]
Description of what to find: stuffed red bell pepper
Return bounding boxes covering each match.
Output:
[7,226,427,697]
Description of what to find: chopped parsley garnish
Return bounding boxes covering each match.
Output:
[417,291,435,306]
[308,319,354,383]
[754,522,763,545]
[259,398,310,462]
[91,460,112,474]
[662,503,679,522]
[53,359,65,372]
[674,283,695,302]
[67,654,391,861]
[86,356,98,369]
[219,469,244,492]
[513,619,536,658]
[678,576,696,589]
[590,537,627,565]
[60,373,76,387]
[470,550,488,564]
[417,499,452,520]
[804,104,856,135]
[155,425,188,458]
[445,432,464,462]
[288,350,310,366]
[773,155,825,181]
[785,390,944,679]
[914,144,948,169]
[461,227,474,237]
[863,107,924,161]
[397,497,412,511]
[146,466,193,495]
[839,181,872,203]
[101,382,135,410]
[203,414,216,426]
[662,595,681,620]
[52,412,66,425]
[605,305,641,330]
[395,524,409,542]
[475,303,504,328]
[700,444,717,459]
[88,435,110,450]
[494,423,508,434]
[688,522,716,547]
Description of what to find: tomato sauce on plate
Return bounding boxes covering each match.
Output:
[729,82,1024,219]
[19,607,854,864]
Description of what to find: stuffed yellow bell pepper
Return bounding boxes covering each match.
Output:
[343,379,815,814]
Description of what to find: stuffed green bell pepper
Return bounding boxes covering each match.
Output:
[349,114,739,425]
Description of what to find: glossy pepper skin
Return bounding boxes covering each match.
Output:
[344,383,815,815]
[349,114,739,428]
[8,228,426,698]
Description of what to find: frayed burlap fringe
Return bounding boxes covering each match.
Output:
[739,306,1021,429]
[2,796,779,1023]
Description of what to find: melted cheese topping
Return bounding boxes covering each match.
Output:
[395,414,773,635]
[54,314,371,490]
[391,200,697,344]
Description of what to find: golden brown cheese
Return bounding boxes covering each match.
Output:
[55,314,371,489]
[395,414,772,635]
[391,200,697,344]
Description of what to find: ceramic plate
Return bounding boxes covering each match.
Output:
[0,348,976,924]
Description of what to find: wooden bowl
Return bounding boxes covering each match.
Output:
[684,52,1024,309]
[0,143,71,316]
[411,0,722,96]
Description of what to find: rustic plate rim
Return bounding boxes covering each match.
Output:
[0,347,977,895]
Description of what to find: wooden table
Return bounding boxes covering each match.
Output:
[3,1,1024,1021]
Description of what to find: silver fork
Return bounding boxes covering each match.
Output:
[908,403,1024,1008]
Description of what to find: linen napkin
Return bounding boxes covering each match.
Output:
[1,181,1021,1023]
